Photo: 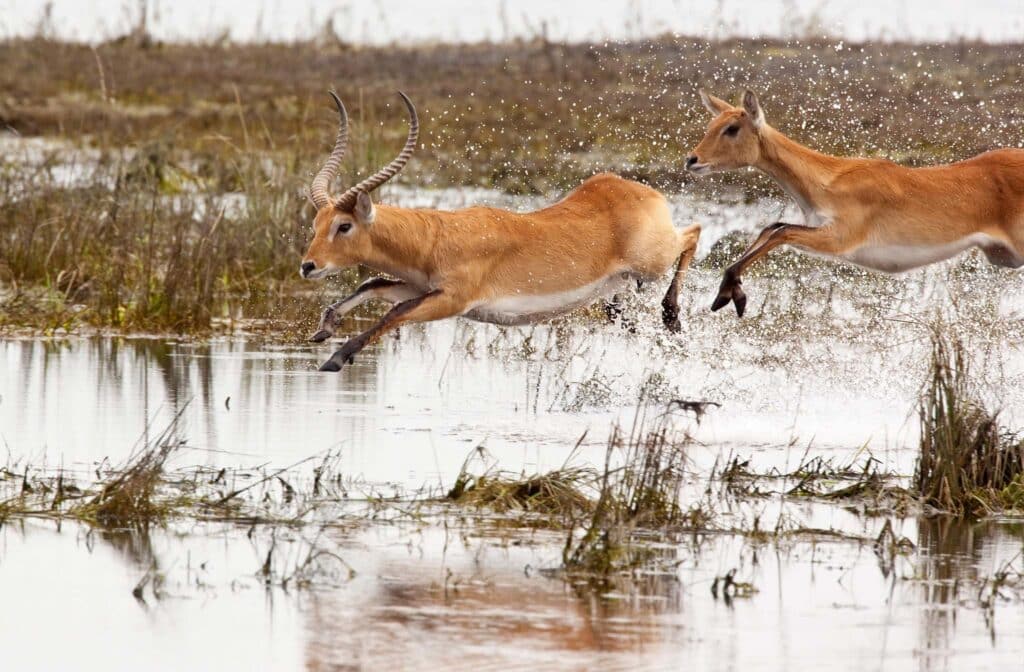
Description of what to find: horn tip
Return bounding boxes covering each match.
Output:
[327,90,347,117]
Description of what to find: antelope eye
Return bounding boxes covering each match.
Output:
[723,124,740,137]
[337,222,353,235]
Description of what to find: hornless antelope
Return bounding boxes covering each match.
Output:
[686,89,1024,316]
[301,92,701,372]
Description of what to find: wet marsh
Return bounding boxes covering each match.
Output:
[3,25,1024,672]
[3,245,1024,667]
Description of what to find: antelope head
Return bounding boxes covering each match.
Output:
[300,91,419,280]
[686,89,767,175]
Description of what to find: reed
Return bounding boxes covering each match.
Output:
[915,324,1024,516]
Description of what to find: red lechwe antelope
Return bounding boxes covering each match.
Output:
[301,92,701,372]
[686,89,1024,316]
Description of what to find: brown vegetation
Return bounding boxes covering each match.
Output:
[2,36,1023,332]
[916,324,1024,516]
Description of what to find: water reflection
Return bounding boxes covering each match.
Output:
[915,518,1024,671]
[286,518,1024,671]
[0,478,1022,669]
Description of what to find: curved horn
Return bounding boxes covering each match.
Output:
[309,90,349,209]
[335,92,418,212]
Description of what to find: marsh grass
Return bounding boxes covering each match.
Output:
[0,140,314,332]
[562,412,707,576]
[446,447,594,520]
[5,35,1024,334]
[0,100,389,333]
[72,421,186,527]
[916,324,1024,516]
[4,36,1022,193]
[711,449,911,513]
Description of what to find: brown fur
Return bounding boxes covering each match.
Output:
[302,173,701,369]
[688,90,1024,315]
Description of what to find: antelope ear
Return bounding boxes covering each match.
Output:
[742,89,766,128]
[699,89,732,116]
[354,191,376,225]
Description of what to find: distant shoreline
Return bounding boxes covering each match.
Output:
[1,0,1022,46]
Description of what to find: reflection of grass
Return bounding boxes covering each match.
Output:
[916,323,1024,517]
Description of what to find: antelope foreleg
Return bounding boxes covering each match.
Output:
[310,277,419,342]
[712,223,843,317]
[319,290,462,372]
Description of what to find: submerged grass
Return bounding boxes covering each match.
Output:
[711,448,913,515]
[438,409,711,578]
[915,323,1024,517]
[0,414,356,531]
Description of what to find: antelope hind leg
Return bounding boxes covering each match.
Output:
[661,223,702,332]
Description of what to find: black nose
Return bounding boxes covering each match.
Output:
[685,155,698,168]
[300,261,316,277]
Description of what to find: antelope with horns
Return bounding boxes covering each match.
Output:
[301,92,702,372]
[686,89,1024,316]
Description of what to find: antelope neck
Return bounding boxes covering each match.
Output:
[362,206,441,286]
[754,126,845,216]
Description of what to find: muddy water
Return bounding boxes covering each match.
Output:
[3,193,1024,669]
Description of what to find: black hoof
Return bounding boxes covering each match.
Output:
[318,359,342,372]
[310,330,332,343]
[733,288,747,318]
[712,272,744,316]
[662,305,681,333]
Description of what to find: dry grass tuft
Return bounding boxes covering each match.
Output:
[446,447,594,520]
[72,415,187,527]
[563,413,703,576]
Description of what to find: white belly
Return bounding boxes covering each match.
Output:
[840,233,1000,273]
[464,273,633,326]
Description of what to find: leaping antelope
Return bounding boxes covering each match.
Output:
[686,89,1024,316]
[301,91,701,372]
